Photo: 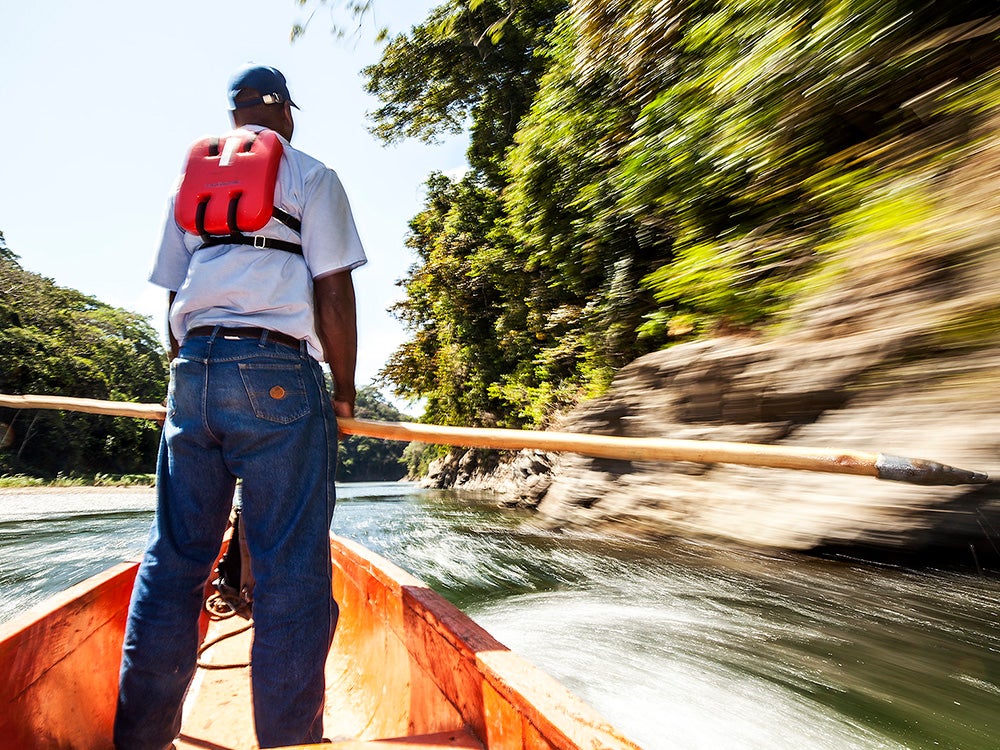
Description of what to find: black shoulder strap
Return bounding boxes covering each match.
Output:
[272,207,302,233]
[195,199,211,244]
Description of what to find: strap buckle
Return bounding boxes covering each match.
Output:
[253,235,267,249]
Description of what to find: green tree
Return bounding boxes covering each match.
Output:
[612,0,997,335]
[363,0,566,185]
[367,0,1000,430]
[382,172,534,426]
[502,5,673,406]
[0,234,168,476]
[337,385,410,481]
[366,0,610,427]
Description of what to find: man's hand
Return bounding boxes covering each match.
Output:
[332,397,354,420]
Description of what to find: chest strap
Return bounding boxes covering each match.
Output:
[193,197,303,255]
[198,233,303,256]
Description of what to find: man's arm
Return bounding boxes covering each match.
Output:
[314,270,358,418]
[168,291,179,360]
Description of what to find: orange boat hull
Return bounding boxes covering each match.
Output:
[0,535,639,750]
[0,562,137,750]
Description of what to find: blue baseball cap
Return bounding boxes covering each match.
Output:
[227,64,298,110]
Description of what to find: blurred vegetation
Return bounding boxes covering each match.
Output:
[0,231,413,482]
[0,233,169,477]
[0,473,156,488]
[336,384,411,481]
[351,0,1000,428]
[0,238,411,482]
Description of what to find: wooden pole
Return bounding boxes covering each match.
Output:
[0,394,167,422]
[0,393,989,486]
[339,417,880,474]
[335,418,990,486]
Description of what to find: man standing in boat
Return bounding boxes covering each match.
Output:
[115,64,366,749]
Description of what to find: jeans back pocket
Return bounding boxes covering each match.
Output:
[238,363,311,424]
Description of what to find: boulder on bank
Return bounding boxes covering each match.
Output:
[537,338,1000,564]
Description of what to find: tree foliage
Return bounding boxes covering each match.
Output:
[615,0,998,335]
[363,0,566,184]
[363,0,1000,428]
[382,172,532,426]
[0,234,168,476]
[336,384,410,481]
[291,1,381,43]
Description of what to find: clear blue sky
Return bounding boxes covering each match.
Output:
[0,0,467,396]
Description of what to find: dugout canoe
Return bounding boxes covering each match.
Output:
[0,533,640,750]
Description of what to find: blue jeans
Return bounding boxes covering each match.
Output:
[115,329,339,749]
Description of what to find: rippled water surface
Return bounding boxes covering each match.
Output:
[2,483,999,749]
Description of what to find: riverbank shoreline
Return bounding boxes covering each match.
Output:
[0,474,155,489]
[0,485,156,494]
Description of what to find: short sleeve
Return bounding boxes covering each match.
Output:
[149,194,195,291]
[300,168,367,279]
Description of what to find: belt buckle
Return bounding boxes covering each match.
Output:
[253,236,266,249]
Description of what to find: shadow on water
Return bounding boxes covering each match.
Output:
[3,483,1000,750]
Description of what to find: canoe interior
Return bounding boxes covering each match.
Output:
[0,534,639,750]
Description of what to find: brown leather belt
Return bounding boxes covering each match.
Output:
[186,326,303,350]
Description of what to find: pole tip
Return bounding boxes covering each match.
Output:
[875,454,992,486]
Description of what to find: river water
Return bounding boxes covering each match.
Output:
[1,482,998,750]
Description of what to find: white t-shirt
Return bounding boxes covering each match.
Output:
[149,125,367,362]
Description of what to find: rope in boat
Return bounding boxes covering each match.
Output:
[196,593,252,670]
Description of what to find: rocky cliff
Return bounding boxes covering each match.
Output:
[424,114,1000,566]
